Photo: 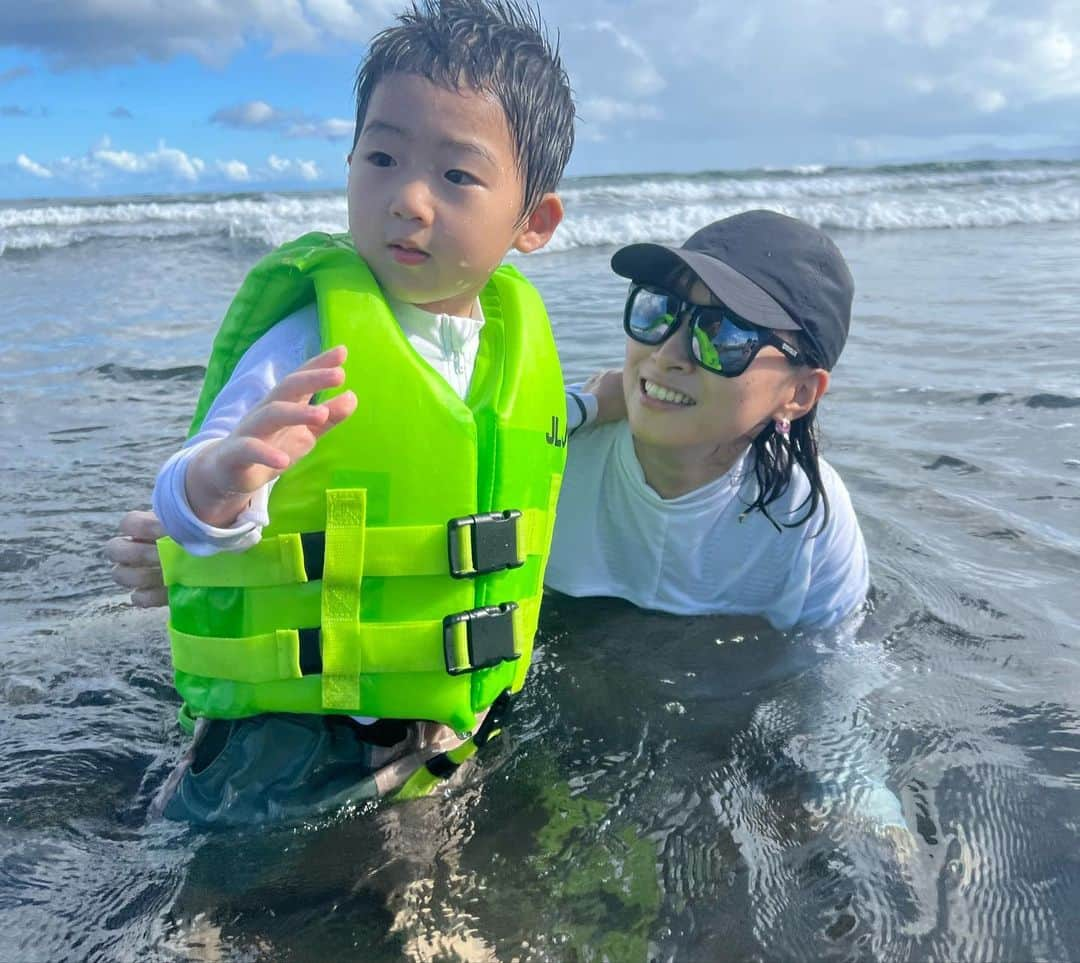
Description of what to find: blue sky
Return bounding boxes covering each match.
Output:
[2,1,1080,199]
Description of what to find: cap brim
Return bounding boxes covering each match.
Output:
[611,243,800,332]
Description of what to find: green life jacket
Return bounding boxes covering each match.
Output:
[158,232,567,734]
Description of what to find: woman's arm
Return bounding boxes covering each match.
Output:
[797,463,870,628]
[566,368,626,437]
[104,509,167,607]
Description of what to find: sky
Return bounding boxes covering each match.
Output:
[2,0,1079,199]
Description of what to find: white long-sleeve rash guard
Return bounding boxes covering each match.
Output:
[544,420,869,631]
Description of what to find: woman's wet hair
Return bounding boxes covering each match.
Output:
[352,0,575,217]
[744,332,831,534]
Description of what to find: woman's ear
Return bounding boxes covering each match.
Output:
[780,368,829,422]
[513,193,564,254]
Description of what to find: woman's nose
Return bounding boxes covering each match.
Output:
[652,316,695,368]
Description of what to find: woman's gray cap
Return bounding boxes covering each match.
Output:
[611,209,854,370]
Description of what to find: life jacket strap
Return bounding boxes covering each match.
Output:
[158,507,549,588]
[167,598,537,689]
[447,510,524,578]
[391,691,513,801]
[443,602,521,675]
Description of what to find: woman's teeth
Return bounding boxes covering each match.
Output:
[643,379,694,406]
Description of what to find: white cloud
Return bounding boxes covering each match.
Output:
[211,99,351,140]
[580,97,661,125]
[556,18,668,140]
[211,100,283,129]
[93,140,140,173]
[587,21,666,97]
[95,149,139,172]
[217,159,251,181]
[974,89,1007,113]
[0,1,389,67]
[285,117,353,140]
[16,153,52,178]
[920,2,991,48]
[266,154,322,180]
[883,6,912,36]
[1037,30,1074,72]
[14,137,216,187]
[154,144,205,180]
[83,137,205,181]
[534,0,1080,169]
[11,139,330,191]
[304,0,373,38]
[4,0,1080,177]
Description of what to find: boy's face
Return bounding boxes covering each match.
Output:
[348,74,556,317]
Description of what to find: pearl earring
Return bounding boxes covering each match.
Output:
[774,416,791,436]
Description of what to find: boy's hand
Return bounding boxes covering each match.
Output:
[583,368,627,424]
[105,510,168,607]
[186,346,357,527]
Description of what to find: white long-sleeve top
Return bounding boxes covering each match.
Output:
[544,421,869,630]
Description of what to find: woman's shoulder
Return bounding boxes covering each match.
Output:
[814,455,858,518]
[571,417,626,443]
[738,451,856,531]
[567,419,628,460]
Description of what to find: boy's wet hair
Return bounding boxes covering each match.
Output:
[353,0,575,217]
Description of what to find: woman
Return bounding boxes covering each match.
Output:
[110,210,867,630]
[548,209,868,630]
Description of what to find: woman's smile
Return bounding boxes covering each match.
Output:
[640,378,696,407]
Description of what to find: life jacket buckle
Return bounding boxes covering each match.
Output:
[447,510,524,578]
[443,602,520,675]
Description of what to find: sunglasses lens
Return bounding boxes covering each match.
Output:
[626,287,678,344]
[691,311,762,376]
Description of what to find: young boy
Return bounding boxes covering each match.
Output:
[149,0,576,824]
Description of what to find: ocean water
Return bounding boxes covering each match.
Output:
[1,160,1079,962]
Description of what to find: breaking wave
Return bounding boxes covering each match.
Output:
[2,159,1079,257]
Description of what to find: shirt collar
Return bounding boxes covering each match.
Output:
[386,294,485,346]
[614,422,751,508]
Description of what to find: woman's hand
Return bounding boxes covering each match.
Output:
[583,368,627,425]
[105,510,168,607]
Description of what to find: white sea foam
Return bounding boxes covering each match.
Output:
[2,160,1079,257]
[0,193,348,256]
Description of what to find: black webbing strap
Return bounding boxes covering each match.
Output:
[297,627,323,675]
[424,753,460,779]
[473,690,513,749]
[421,691,514,780]
[299,531,326,581]
[352,718,412,748]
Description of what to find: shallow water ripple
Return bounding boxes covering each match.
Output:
[2,216,1080,960]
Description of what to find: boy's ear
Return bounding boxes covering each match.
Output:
[513,193,563,254]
